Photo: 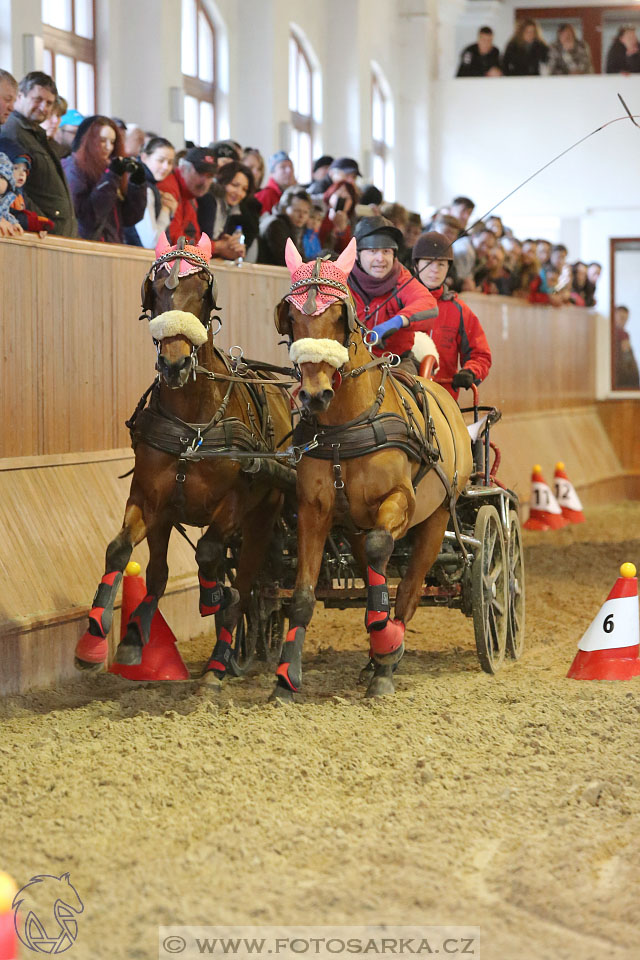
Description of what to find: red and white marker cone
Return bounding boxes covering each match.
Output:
[567,563,640,681]
[109,562,189,681]
[554,462,585,524]
[524,464,568,531]
[0,872,18,960]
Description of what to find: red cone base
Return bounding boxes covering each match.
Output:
[567,645,640,681]
[0,910,17,960]
[561,507,585,524]
[523,516,550,531]
[108,569,189,681]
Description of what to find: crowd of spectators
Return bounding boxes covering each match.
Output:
[457,20,640,77]
[0,67,602,310]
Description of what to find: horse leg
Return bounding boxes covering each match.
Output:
[364,489,414,698]
[75,503,146,671]
[271,500,333,703]
[395,505,450,625]
[113,518,172,666]
[196,528,237,684]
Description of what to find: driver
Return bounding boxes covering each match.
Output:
[348,216,438,373]
[413,230,492,400]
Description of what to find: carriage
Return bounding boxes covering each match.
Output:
[228,379,525,680]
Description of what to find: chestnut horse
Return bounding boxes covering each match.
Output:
[75,234,292,681]
[272,238,473,699]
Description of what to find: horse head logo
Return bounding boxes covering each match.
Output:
[12,873,84,954]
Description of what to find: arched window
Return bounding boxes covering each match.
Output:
[41,0,96,115]
[288,31,314,183]
[371,65,394,199]
[182,0,216,145]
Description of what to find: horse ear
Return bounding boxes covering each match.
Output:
[155,232,171,259]
[285,239,303,277]
[197,232,212,260]
[335,237,357,277]
[274,299,292,336]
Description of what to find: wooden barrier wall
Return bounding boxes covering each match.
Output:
[0,234,636,695]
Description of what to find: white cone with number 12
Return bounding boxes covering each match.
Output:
[554,462,585,524]
[567,563,640,681]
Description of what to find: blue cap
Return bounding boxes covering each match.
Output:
[59,109,84,128]
[268,150,291,172]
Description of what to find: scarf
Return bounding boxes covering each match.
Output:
[349,259,402,304]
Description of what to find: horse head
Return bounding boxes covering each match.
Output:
[276,238,358,414]
[142,233,218,389]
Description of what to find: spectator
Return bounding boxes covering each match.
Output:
[404,212,422,255]
[62,115,146,243]
[606,26,640,74]
[202,160,258,262]
[450,196,475,229]
[502,236,522,273]
[548,23,593,75]
[536,238,552,267]
[485,215,504,238]
[0,139,55,235]
[208,139,242,166]
[502,19,549,76]
[258,185,311,266]
[319,180,357,254]
[40,95,67,156]
[347,216,437,374]
[129,136,177,249]
[0,149,22,231]
[242,147,265,189]
[513,238,541,299]
[0,69,17,124]
[457,26,501,77]
[529,265,570,306]
[157,146,219,246]
[255,150,296,215]
[356,184,383,218]
[56,109,83,157]
[1,71,77,236]
[613,306,640,389]
[475,245,514,296]
[306,154,333,190]
[124,124,145,157]
[309,155,361,196]
[302,199,324,259]
[570,261,588,306]
[584,261,601,307]
[412,231,492,400]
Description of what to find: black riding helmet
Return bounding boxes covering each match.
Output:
[354,215,404,252]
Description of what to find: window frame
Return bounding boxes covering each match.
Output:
[371,68,392,197]
[42,0,97,113]
[289,31,314,183]
[182,0,217,144]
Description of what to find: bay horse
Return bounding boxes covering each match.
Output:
[75,233,292,682]
[272,238,473,699]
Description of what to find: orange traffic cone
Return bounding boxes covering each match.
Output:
[523,465,568,530]
[567,563,640,681]
[0,872,18,960]
[554,462,585,524]
[109,562,189,681]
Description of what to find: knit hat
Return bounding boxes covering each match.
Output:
[59,108,84,128]
[313,154,333,172]
[268,150,291,172]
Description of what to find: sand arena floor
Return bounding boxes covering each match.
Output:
[1,502,639,960]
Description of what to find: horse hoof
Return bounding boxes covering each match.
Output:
[74,656,104,673]
[269,682,295,704]
[199,669,224,687]
[113,636,143,665]
[358,659,375,685]
[365,674,395,698]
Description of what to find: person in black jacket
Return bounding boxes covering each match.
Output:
[503,19,549,76]
[457,27,501,77]
[258,186,311,266]
[197,159,259,261]
[606,27,640,74]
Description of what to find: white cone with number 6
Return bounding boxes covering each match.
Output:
[567,563,640,681]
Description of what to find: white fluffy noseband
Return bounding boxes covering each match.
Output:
[148,310,208,347]
[290,337,350,369]
[411,331,439,367]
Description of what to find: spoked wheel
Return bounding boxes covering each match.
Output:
[506,509,525,659]
[472,505,508,674]
[228,609,258,677]
[227,589,284,677]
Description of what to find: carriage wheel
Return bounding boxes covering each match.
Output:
[228,608,258,677]
[506,510,525,659]
[472,505,508,674]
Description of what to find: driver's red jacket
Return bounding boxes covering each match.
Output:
[426,285,492,400]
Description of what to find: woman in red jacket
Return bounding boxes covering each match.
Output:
[413,231,492,400]
[348,216,438,372]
